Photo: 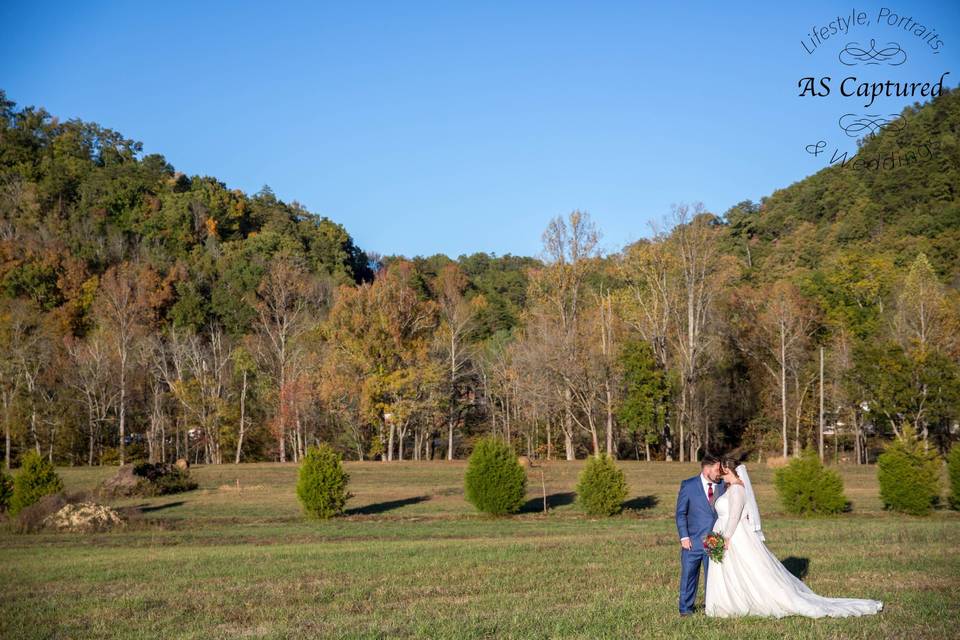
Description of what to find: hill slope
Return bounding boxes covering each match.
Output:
[0,90,374,335]
[723,87,960,286]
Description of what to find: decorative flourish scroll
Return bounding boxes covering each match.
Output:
[839,40,907,66]
[837,113,907,138]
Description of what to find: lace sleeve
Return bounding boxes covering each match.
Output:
[722,485,746,540]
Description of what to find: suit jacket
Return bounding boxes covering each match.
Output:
[675,475,726,547]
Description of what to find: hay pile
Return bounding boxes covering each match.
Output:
[13,492,127,533]
[43,502,126,533]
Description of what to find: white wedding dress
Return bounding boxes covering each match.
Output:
[705,470,883,618]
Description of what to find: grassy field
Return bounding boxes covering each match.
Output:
[2,460,958,639]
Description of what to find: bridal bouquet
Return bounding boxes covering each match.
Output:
[703,533,725,563]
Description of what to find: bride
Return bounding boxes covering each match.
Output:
[705,457,883,618]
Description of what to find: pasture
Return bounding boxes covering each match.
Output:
[2,461,958,639]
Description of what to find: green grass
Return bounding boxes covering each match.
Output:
[2,461,958,639]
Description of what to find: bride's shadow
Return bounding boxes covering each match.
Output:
[782,556,810,580]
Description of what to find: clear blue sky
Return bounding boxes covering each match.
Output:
[2,1,958,258]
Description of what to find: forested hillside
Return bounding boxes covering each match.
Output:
[1,87,957,468]
[725,86,960,288]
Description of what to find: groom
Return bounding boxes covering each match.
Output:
[675,453,725,616]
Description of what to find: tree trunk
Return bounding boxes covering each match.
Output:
[447,418,455,460]
[182,416,189,464]
[563,387,575,460]
[31,407,40,455]
[780,322,788,458]
[794,375,801,456]
[505,394,511,446]
[147,420,155,464]
[87,404,96,466]
[387,422,395,461]
[235,370,247,464]
[605,383,614,457]
[119,364,126,465]
[148,389,161,464]
[277,364,287,463]
[677,420,687,462]
[818,347,824,462]
[679,381,693,463]
[295,416,303,462]
[546,420,553,461]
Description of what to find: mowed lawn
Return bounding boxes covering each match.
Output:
[1,460,958,639]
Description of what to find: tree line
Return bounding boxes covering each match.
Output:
[1,88,958,467]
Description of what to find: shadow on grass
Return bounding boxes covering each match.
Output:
[622,495,659,511]
[520,492,576,513]
[345,495,431,515]
[782,556,809,580]
[136,501,186,513]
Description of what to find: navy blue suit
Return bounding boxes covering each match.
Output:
[675,474,725,614]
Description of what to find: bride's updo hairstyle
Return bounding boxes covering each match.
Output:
[720,451,749,478]
[720,457,740,478]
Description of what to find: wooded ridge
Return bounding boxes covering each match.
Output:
[1,87,957,467]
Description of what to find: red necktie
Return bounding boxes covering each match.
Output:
[707,482,714,505]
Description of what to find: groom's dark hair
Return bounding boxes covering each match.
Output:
[700,453,721,467]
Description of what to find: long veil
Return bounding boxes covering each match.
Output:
[736,464,765,541]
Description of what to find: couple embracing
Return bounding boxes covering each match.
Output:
[675,453,883,618]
